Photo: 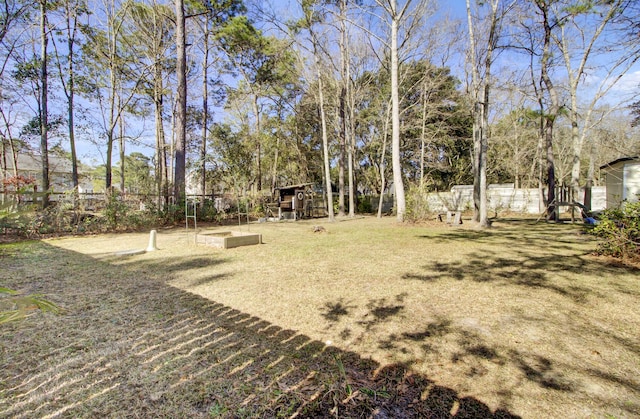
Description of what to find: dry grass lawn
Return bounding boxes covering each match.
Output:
[1,216,639,418]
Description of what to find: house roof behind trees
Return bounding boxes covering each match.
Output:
[2,151,74,175]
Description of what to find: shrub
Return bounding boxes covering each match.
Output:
[198,200,219,222]
[591,200,640,259]
[1,190,172,238]
[357,196,373,214]
[405,184,433,223]
[103,190,129,230]
[30,190,79,234]
[160,203,185,224]
[2,175,36,206]
[0,202,33,236]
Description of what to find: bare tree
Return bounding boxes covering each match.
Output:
[377,98,392,218]
[372,0,431,222]
[337,0,348,216]
[83,0,149,194]
[199,14,211,208]
[173,0,243,203]
[123,0,174,205]
[466,0,514,227]
[50,0,88,192]
[551,0,639,201]
[388,0,405,221]
[0,0,28,186]
[536,0,560,221]
[173,0,186,202]
[38,0,50,207]
[302,0,335,221]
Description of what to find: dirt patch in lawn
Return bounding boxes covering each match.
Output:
[2,216,639,418]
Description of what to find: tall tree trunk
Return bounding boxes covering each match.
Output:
[471,105,481,222]
[271,135,279,193]
[535,99,545,212]
[544,116,556,220]
[173,0,186,203]
[479,0,500,228]
[106,130,113,190]
[1,136,5,202]
[39,0,50,208]
[305,10,334,221]
[419,82,427,188]
[479,82,489,227]
[348,68,356,217]
[67,92,78,191]
[252,95,261,193]
[338,89,346,217]
[377,102,391,218]
[338,87,346,217]
[538,0,558,221]
[339,0,355,217]
[169,102,175,187]
[466,0,497,228]
[105,14,118,192]
[119,111,125,192]
[337,0,347,217]
[0,140,5,200]
[9,139,18,178]
[270,107,284,194]
[467,0,480,222]
[584,139,595,211]
[390,1,405,222]
[200,16,209,208]
[318,73,334,221]
[0,111,19,178]
[155,61,167,206]
[66,15,79,190]
[569,100,581,199]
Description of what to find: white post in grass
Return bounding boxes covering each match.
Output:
[146,230,158,252]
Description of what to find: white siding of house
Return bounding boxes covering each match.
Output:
[623,162,640,203]
[2,151,92,192]
[605,165,624,208]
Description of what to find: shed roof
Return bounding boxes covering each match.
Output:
[274,183,313,191]
[599,156,640,171]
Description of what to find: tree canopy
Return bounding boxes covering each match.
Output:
[0,0,638,220]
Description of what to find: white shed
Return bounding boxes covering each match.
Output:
[600,157,640,208]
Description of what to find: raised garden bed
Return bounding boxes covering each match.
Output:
[196,230,262,249]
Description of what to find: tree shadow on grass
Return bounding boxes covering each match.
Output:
[121,255,230,274]
[357,295,407,332]
[417,220,597,254]
[379,319,452,354]
[402,248,615,303]
[321,298,357,323]
[320,293,596,402]
[186,273,233,288]
[0,241,522,418]
[378,319,577,397]
[111,254,235,288]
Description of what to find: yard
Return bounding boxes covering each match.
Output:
[1,217,639,418]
